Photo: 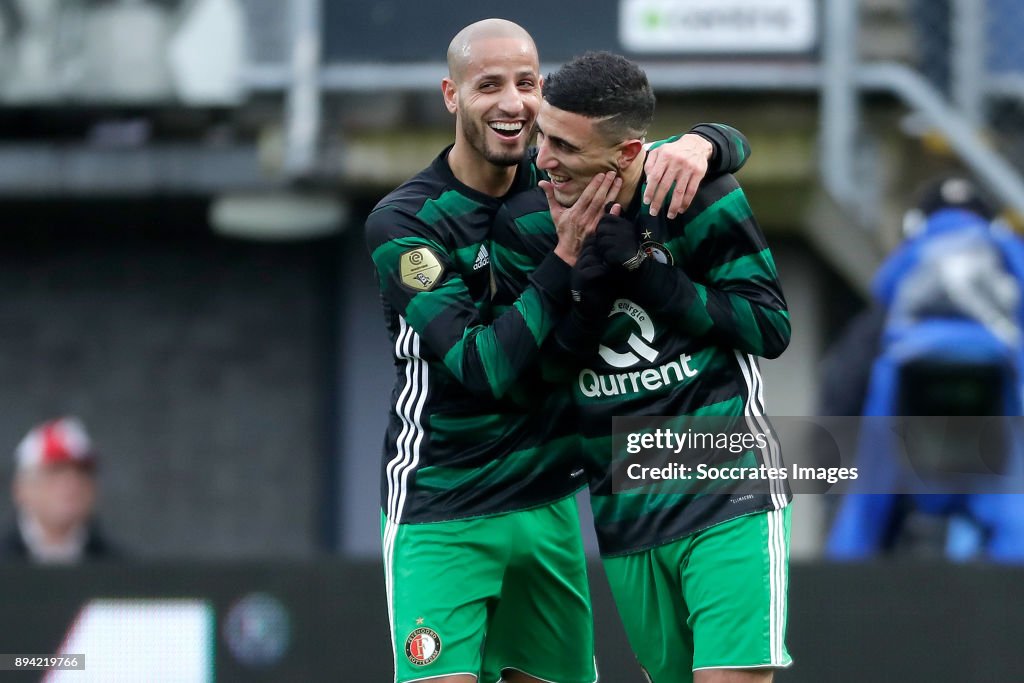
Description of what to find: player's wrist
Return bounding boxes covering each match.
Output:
[682,131,714,161]
[688,124,725,168]
[532,249,574,301]
[554,242,578,267]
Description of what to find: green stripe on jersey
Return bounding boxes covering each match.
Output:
[706,249,779,282]
[491,246,536,281]
[666,188,752,255]
[515,211,556,235]
[416,190,484,225]
[402,277,468,331]
[729,297,765,356]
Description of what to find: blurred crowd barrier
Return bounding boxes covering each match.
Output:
[0,560,1021,682]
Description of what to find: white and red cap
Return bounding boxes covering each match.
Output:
[15,417,97,473]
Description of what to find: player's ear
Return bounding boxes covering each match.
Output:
[617,138,645,171]
[442,78,458,115]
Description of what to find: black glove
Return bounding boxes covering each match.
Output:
[552,238,615,357]
[595,213,646,271]
[570,237,616,320]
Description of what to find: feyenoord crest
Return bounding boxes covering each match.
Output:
[400,247,445,292]
[405,627,441,666]
[640,240,673,265]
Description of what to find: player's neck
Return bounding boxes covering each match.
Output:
[447,142,517,197]
[615,158,645,211]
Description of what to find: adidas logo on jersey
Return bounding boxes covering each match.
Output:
[473,244,490,271]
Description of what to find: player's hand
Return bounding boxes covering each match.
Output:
[542,171,623,265]
[595,213,646,271]
[571,237,615,320]
[643,133,712,220]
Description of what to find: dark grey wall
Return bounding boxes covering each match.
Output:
[325,0,620,63]
[323,0,819,64]
[0,200,334,558]
[0,560,1021,682]
[337,220,393,556]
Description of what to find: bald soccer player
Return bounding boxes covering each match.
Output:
[365,19,752,683]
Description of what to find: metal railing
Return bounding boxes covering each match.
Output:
[2,0,1023,212]
[254,0,1024,224]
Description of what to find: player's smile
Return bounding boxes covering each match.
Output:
[544,168,580,204]
[546,172,576,199]
[487,119,528,142]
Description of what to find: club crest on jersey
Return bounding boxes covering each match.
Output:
[405,627,441,666]
[400,247,445,292]
[640,240,673,265]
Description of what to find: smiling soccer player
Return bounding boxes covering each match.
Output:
[366,21,753,683]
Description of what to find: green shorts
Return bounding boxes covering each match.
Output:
[381,496,597,683]
[602,507,792,682]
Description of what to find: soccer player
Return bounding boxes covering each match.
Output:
[365,19,752,683]
[493,52,792,683]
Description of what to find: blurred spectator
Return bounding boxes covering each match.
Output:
[820,176,1024,562]
[2,417,120,563]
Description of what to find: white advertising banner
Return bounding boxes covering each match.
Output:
[620,0,817,54]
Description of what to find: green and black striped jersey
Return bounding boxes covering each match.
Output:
[365,146,586,524]
[366,126,748,526]
[493,140,791,556]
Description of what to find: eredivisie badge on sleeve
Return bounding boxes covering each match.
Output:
[405,627,442,665]
[400,247,445,292]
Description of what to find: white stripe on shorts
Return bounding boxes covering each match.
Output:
[383,317,430,682]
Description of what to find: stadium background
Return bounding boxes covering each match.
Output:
[0,0,1022,680]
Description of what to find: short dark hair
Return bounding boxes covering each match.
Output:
[543,51,655,142]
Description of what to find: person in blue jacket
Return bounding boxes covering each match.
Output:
[822,176,1024,562]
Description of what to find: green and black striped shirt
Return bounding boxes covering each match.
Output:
[493,137,791,555]
[366,147,585,524]
[367,127,749,525]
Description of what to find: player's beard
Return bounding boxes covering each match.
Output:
[460,113,524,168]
